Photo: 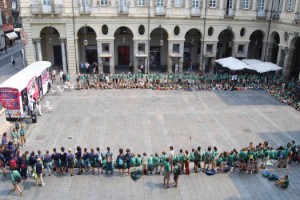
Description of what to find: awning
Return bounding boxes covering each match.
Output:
[242,59,282,73]
[136,53,148,57]
[99,52,112,58]
[6,32,18,40]
[169,53,182,57]
[216,57,255,71]
[14,28,22,32]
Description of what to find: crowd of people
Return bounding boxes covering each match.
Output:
[1,125,299,196]
[73,72,300,111]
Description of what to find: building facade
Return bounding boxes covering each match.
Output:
[21,0,300,78]
[0,0,21,50]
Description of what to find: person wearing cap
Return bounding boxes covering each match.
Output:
[35,158,45,187]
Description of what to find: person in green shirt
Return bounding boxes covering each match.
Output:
[19,125,26,147]
[159,151,167,175]
[247,148,256,174]
[189,148,195,163]
[163,158,171,188]
[239,148,248,172]
[277,175,289,188]
[228,151,235,173]
[11,128,19,149]
[152,153,160,175]
[10,170,23,196]
[135,154,142,167]
[212,146,219,170]
[148,155,154,174]
[130,153,136,167]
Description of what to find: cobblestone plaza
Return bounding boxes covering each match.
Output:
[1,89,300,199]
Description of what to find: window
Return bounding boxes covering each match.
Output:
[138,0,146,6]
[138,43,145,52]
[192,0,199,8]
[238,45,244,53]
[100,0,108,6]
[258,0,264,10]
[173,44,180,53]
[174,0,182,7]
[209,0,216,8]
[243,0,250,9]
[82,0,90,6]
[156,0,164,7]
[207,44,213,53]
[228,0,233,9]
[43,0,51,5]
[287,0,293,12]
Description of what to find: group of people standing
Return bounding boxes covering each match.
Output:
[1,130,298,196]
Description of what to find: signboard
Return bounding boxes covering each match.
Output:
[0,88,20,110]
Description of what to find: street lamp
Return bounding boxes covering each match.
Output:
[159,25,163,47]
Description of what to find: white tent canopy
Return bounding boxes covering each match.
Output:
[242,59,282,73]
[215,57,255,71]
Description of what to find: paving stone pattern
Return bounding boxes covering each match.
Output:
[1,89,300,200]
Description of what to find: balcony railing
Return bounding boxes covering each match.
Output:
[80,5,91,14]
[30,3,62,14]
[155,6,166,15]
[257,10,266,19]
[118,6,129,14]
[225,8,235,17]
[191,7,200,16]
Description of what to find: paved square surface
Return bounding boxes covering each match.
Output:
[1,89,300,200]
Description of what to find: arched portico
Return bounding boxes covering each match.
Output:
[248,30,264,60]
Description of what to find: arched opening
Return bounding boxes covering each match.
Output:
[217,29,234,59]
[114,27,133,73]
[40,26,61,69]
[270,32,280,64]
[150,26,168,72]
[77,25,97,74]
[248,30,264,60]
[290,37,300,79]
[184,29,201,72]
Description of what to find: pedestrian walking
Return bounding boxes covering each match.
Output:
[67,148,75,176]
[11,56,15,66]
[36,99,42,116]
[173,162,181,187]
[163,158,171,188]
[175,63,179,74]
[105,147,113,175]
[44,150,53,176]
[35,158,45,187]
[10,170,23,196]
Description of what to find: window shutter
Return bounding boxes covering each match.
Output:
[249,0,252,9]
[164,0,167,7]
[145,0,149,6]
[182,0,185,7]
[199,0,203,8]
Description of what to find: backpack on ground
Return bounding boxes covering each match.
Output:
[10,159,17,170]
[262,171,270,178]
[206,169,216,176]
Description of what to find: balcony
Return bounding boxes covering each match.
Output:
[118,6,129,14]
[30,3,62,15]
[225,8,235,18]
[257,10,266,19]
[191,7,200,16]
[155,6,166,16]
[80,5,91,14]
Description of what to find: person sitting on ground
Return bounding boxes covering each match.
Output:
[276,175,289,188]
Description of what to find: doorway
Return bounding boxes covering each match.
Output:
[118,46,129,65]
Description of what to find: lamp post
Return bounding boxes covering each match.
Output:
[159,25,163,47]
[84,24,88,46]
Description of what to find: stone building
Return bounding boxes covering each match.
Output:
[20,0,300,78]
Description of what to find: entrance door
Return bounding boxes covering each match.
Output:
[86,49,98,64]
[118,46,129,65]
[150,47,161,68]
[53,45,62,69]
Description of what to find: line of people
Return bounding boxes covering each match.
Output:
[1,137,299,195]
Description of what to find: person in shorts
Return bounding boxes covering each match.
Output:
[173,162,181,187]
[163,158,171,188]
[67,148,75,176]
[11,170,23,196]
